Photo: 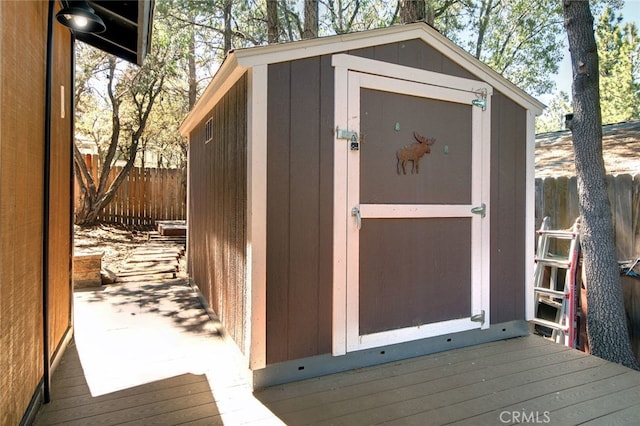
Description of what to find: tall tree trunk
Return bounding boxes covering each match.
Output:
[303,0,318,39]
[474,0,495,59]
[223,0,232,54]
[188,15,197,109]
[267,0,278,43]
[425,0,434,26]
[399,0,425,24]
[563,0,639,370]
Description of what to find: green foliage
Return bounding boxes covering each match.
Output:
[467,0,565,96]
[536,90,571,133]
[596,6,640,124]
[76,24,178,165]
[321,0,395,34]
[78,0,640,182]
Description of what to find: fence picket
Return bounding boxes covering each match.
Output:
[615,175,634,259]
[536,174,640,260]
[634,175,640,258]
[75,156,186,226]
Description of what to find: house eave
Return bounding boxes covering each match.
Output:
[66,0,155,66]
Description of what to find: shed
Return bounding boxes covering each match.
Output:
[179,22,544,388]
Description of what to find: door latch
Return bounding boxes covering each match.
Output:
[351,206,361,229]
[350,133,359,151]
[336,128,359,151]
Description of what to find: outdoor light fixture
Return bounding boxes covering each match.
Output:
[56,1,106,33]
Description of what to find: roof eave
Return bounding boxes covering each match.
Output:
[233,23,544,114]
[179,54,245,137]
[180,22,545,137]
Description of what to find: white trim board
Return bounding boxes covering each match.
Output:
[247,65,268,370]
[332,54,492,96]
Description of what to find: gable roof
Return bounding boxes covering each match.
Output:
[180,22,544,136]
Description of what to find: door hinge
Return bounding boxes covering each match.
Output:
[471,203,486,218]
[472,88,487,111]
[471,310,485,324]
[351,206,361,229]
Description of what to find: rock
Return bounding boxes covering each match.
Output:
[101,267,117,284]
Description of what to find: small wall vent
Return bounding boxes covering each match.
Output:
[204,117,213,144]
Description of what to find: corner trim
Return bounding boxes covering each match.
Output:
[247,64,268,370]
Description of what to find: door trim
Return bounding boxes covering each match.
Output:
[332,55,492,356]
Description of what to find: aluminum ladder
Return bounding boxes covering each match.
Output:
[530,217,581,347]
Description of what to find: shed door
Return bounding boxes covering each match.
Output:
[334,67,491,354]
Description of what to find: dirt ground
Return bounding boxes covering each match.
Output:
[74,224,153,273]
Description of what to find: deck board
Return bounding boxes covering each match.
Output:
[549,384,640,424]
[253,337,640,426]
[36,267,640,425]
[449,364,638,425]
[283,353,600,425]
[256,341,580,424]
[257,336,563,405]
[580,398,640,425]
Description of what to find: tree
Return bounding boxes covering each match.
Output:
[303,0,319,39]
[322,0,396,34]
[468,0,565,96]
[563,0,639,370]
[596,6,640,124]
[74,23,174,225]
[267,0,279,42]
[536,90,571,133]
[398,0,426,24]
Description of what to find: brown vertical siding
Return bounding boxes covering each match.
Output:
[0,2,47,423]
[188,75,248,353]
[49,12,73,359]
[359,218,472,334]
[264,39,528,363]
[357,85,474,335]
[349,41,527,325]
[490,92,527,323]
[359,88,472,204]
[349,39,476,80]
[266,57,335,364]
[265,61,291,363]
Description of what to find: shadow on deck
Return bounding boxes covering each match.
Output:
[35,277,283,425]
[35,275,640,424]
[36,342,218,424]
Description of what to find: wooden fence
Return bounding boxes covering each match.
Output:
[75,163,187,226]
[535,173,640,261]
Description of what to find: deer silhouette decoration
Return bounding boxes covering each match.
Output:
[396,132,436,175]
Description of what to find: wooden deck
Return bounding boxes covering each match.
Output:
[36,274,640,424]
[257,337,640,425]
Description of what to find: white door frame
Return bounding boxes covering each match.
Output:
[332,54,492,355]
